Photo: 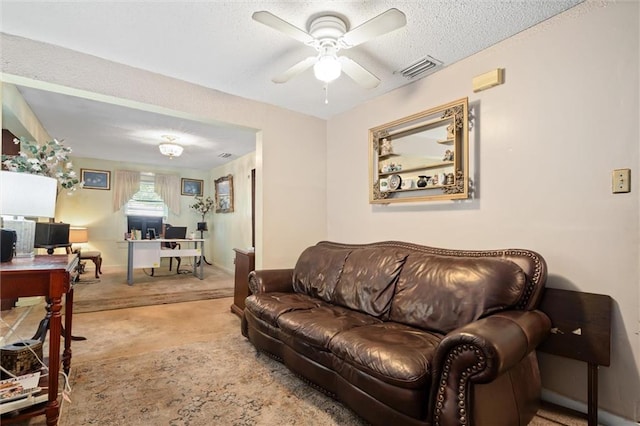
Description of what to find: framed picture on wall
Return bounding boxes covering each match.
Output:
[181,178,203,196]
[215,174,234,213]
[81,169,111,190]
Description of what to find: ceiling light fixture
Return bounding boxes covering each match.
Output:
[159,135,183,159]
[313,45,342,83]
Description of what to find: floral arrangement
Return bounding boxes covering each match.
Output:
[189,195,215,220]
[1,137,81,192]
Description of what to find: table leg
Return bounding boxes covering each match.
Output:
[588,363,598,426]
[45,295,62,426]
[127,242,134,285]
[63,287,74,374]
[198,241,204,279]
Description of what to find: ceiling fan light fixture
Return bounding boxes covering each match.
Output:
[159,135,183,159]
[314,55,342,83]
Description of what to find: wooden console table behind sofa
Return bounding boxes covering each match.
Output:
[538,288,612,426]
[0,254,78,426]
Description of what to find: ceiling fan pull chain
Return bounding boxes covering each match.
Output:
[324,84,329,104]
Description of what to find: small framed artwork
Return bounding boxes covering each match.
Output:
[181,178,203,196]
[215,174,234,213]
[81,169,111,190]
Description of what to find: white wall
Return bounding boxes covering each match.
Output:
[327,1,639,422]
[209,152,255,273]
[1,33,328,270]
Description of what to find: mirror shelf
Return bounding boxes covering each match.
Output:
[369,97,469,204]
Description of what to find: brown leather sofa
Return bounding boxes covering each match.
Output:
[241,241,551,426]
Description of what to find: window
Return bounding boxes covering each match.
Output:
[124,173,168,218]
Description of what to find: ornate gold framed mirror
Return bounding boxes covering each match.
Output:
[215,174,234,213]
[369,97,469,204]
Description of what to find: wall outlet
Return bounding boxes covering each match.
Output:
[612,169,631,193]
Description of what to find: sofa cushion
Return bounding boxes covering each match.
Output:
[390,254,527,334]
[244,293,322,326]
[333,248,408,318]
[277,305,381,350]
[329,322,442,389]
[292,245,352,302]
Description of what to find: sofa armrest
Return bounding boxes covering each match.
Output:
[429,310,551,425]
[248,269,294,294]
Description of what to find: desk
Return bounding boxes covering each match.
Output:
[0,254,78,426]
[126,239,204,285]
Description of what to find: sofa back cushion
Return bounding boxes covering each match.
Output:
[390,253,527,334]
[292,245,352,302]
[333,248,408,319]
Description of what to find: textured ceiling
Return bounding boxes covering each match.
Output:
[0,1,583,168]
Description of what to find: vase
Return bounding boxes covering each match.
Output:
[417,176,428,188]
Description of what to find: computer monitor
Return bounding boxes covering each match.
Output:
[164,226,187,239]
[34,223,70,246]
[127,215,163,240]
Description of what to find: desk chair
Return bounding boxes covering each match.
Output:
[151,224,182,275]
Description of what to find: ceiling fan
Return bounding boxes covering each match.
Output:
[252,8,407,89]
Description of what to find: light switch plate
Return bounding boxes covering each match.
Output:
[612,168,631,193]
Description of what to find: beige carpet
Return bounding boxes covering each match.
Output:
[4,298,588,426]
[72,262,234,313]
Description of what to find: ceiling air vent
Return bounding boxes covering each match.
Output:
[218,153,232,158]
[396,55,443,80]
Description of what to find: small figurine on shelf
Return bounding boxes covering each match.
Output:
[380,138,394,156]
[446,123,455,139]
[445,173,455,185]
[443,149,454,162]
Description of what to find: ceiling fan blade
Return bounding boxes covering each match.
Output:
[272,56,317,84]
[252,11,315,45]
[340,8,407,48]
[338,56,380,89]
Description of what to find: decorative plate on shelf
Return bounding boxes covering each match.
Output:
[388,174,402,190]
[379,178,390,192]
[401,178,413,190]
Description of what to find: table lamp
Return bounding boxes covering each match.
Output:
[0,171,58,260]
[69,226,89,249]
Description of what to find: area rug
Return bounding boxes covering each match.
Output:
[62,334,367,426]
[72,264,234,313]
[8,292,580,426]
[59,335,584,426]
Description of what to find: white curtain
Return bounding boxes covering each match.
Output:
[155,173,180,215]
[112,170,140,212]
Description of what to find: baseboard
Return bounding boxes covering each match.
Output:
[542,389,639,426]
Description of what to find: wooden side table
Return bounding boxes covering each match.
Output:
[538,288,612,426]
[0,254,79,426]
[231,248,255,317]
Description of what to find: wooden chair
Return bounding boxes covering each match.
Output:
[79,251,103,279]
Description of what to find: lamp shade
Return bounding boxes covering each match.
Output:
[313,55,342,83]
[69,226,89,244]
[0,171,57,218]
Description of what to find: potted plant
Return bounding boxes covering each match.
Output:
[189,195,215,232]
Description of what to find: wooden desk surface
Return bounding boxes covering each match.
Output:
[0,254,76,272]
[0,255,78,299]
